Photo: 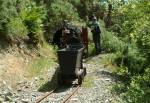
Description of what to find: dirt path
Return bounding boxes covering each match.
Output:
[68,54,123,103]
[0,54,124,103]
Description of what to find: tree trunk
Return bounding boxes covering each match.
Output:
[105,3,112,28]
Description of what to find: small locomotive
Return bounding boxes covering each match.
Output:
[53,22,87,85]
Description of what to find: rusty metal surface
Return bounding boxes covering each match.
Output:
[35,89,56,103]
[35,85,80,103]
[62,85,80,103]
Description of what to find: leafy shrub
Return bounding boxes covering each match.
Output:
[112,1,150,75]
[124,68,150,103]
[0,0,47,46]
[20,2,46,45]
[48,0,79,30]
[132,16,150,63]
[111,1,150,103]
[0,0,18,39]
[7,17,28,41]
[69,0,88,19]
[101,31,125,52]
[115,44,146,75]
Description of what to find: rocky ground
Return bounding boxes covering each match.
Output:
[0,54,124,103]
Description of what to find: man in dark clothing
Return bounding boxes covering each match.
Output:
[52,27,71,49]
[52,28,63,48]
[88,15,101,54]
[52,20,80,49]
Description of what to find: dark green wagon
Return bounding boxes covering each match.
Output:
[57,45,86,85]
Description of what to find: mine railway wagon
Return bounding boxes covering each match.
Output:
[57,36,87,85]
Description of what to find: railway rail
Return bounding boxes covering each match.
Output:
[35,88,57,103]
[35,56,92,103]
[35,85,80,103]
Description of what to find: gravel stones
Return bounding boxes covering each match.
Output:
[0,54,124,103]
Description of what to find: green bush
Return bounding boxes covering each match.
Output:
[49,0,79,29]
[20,1,46,45]
[101,31,125,52]
[42,0,81,40]
[7,17,28,40]
[0,0,18,39]
[112,1,150,75]
[124,68,150,103]
[115,44,146,75]
[111,1,150,103]
[99,20,125,53]
[0,0,47,45]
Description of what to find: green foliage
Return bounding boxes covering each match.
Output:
[20,2,46,45]
[21,3,46,33]
[111,1,150,103]
[43,0,80,40]
[112,1,150,74]
[112,82,127,94]
[124,68,150,103]
[114,68,150,103]
[116,44,146,75]
[27,56,53,77]
[0,0,47,45]
[27,43,55,77]
[88,42,96,56]
[7,17,28,40]
[101,31,125,52]
[0,0,18,38]
[99,20,125,52]
[112,1,150,39]
[69,0,87,19]
[49,0,79,26]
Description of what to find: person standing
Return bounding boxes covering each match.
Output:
[89,15,101,54]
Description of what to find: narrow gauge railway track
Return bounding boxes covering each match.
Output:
[35,85,80,103]
[35,56,92,103]
[35,88,57,103]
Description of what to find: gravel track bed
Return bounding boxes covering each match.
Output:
[0,54,124,103]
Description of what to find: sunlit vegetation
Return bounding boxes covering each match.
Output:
[27,43,56,77]
[109,1,150,103]
[0,0,149,102]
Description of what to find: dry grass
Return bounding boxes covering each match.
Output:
[100,53,118,73]
[82,76,94,88]
[0,43,56,89]
[26,43,56,78]
[0,48,27,89]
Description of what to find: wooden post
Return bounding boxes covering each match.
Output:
[81,27,89,57]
